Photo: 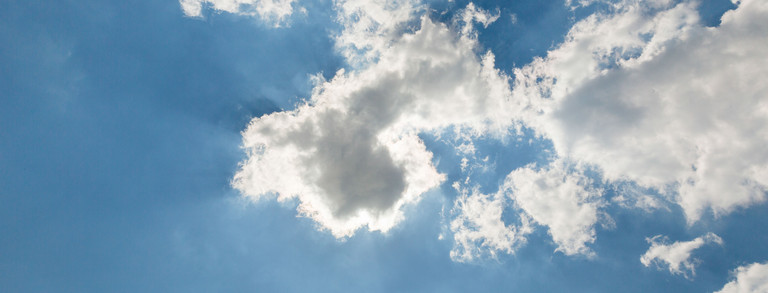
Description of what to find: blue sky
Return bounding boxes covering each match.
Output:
[2,0,768,292]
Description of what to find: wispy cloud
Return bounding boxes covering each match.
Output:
[450,183,532,262]
[640,232,723,278]
[180,0,299,26]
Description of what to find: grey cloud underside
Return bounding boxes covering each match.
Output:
[233,11,513,237]
[275,76,414,219]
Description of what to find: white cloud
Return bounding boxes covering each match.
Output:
[179,0,298,26]
[457,2,500,37]
[716,262,768,293]
[512,0,768,222]
[450,183,532,262]
[501,161,604,256]
[234,4,515,237]
[450,160,603,260]
[640,232,723,278]
[447,0,767,262]
[333,0,422,68]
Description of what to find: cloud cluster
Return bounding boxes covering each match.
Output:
[640,232,722,278]
[512,0,768,222]
[233,4,515,237]
[186,0,768,272]
[449,0,768,262]
[716,262,768,293]
[180,0,298,26]
[450,161,603,261]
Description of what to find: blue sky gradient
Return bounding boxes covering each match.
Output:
[2,0,767,292]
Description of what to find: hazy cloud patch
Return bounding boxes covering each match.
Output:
[180,0,299,26]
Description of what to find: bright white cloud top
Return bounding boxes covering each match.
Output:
[513,0,768,222]
[640,232,723,278]
[716,262,768,293]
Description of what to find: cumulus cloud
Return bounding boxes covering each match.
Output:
[640,232,723,278]
[450,160,603,261]
[501,161,604,256]
[449,0,767,262]
[179,0,298,26]
[233,3,515,237]
[716,262,768,293]
[513,0,768,222]
[450,183,532,262]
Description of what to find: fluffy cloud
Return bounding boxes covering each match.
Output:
[179,0,298,26]
[513,0,768,222]
[450,161,603,261]
[716,262,768,293]
[450,183,532,262]
[501,161,604,256]
[233,4,515,237]
[640,232,722,278]
[451,0,768,262]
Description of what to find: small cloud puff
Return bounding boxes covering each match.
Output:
[501,161,604,256]
[640,232,723,279]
